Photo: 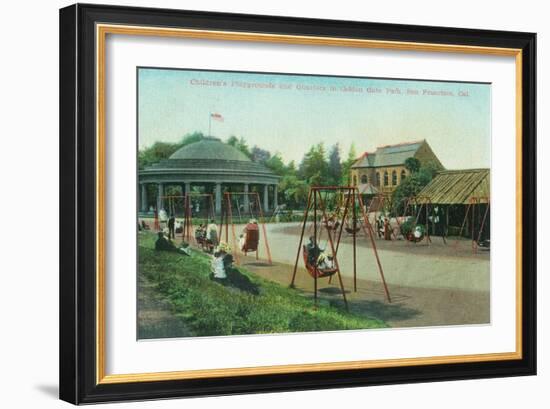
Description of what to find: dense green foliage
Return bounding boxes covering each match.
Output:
[138,131,206,170]
[138,232,386,337]
[138,132,359,209]
[391,161,441,215]
[138,131,440,212]
[404,157,421,174]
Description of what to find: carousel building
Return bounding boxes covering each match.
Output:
[138,136,280,214]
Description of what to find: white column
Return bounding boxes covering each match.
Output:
[263,184,269,213]
[185,182,191,196]
[157,183,164,211]
[243,183,250,213]
[215,183,222,214]
[140,184,148,212]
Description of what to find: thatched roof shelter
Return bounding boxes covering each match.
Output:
[418,169,490,204]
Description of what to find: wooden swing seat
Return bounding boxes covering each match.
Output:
[302,245,337,278]
[323,220,340,231]
[345,226,361,234]
[242,224,260,253]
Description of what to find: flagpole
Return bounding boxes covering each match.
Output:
[208,112,211,137]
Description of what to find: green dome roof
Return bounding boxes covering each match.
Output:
[169,137,251,162]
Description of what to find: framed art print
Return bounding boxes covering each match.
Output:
[59,4,536,404]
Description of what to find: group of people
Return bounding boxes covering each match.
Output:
[194,220,219,252]
[152,215,266,283]
[155,227,234,280]
[375,215,393,240]
[154,231,191,255]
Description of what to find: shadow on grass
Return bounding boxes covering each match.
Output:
[349,299,421,322]
[214,268,260,296]
[318,287,350,295]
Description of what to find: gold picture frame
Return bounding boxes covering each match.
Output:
[60,4,536,404]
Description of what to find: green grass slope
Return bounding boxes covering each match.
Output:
[138,232,386,338]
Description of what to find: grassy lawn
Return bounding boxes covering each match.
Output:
[138,232,386,338]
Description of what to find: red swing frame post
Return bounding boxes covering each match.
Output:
[397,195,417,245]
[290,186,392,307]
[392,196,419,241]
[374,193,409,243]
[159,194,187,239]
[418,196,449,245]
[453,196,490,254]
[361,193,383,238]
[290,187,349,309]
[411,195,436,246]
[355,189,391,301]
[366,193,403,243]
[222,191,273,265]
[474,197,490,253]
[180,193,215,247]
[398,195,435,245]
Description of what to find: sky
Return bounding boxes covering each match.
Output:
[138,68,491,169]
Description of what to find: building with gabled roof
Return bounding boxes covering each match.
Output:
[350,139,444,195]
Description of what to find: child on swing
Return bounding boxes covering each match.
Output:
[239,219,259,252]
[306,236,334,270]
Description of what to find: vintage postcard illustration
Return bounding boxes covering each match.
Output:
[137,68,490,339]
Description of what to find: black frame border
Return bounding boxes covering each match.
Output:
[59,3,536,404]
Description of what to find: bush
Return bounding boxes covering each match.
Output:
[400,219,425,242]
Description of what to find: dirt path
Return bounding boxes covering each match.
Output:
[277,222,490,260]
[259,223,490,292]
[239,256,489,328]
[137,271,194,339]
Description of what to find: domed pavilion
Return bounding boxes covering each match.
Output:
[138,137,280,214]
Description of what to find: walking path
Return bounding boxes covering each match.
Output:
[261,222,490,292]
[235,222,490,328]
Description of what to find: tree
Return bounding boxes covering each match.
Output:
[279,174,308,208]
[341,143,358,185]
[180,131,205,147]
[226,135,239,146]
[250,145,271,163]
[404,157,421,173]
[391,162,438,215]
[286,160,297,176]
[138,131,206,169]
[298,143,329,186]
[328,143,342,185]
[227,135,252,158]
[138,141,181,170]
[264,153,286,176]
[237,138,251,158]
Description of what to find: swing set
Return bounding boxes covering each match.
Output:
[179,193,217,250]
[157,195,187,236]
[326,191,364,236]
[220,192,273,265]
[364,193,403,242]
[400,196,447,246]
[453,196,490,254]
[290,186,391,309]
